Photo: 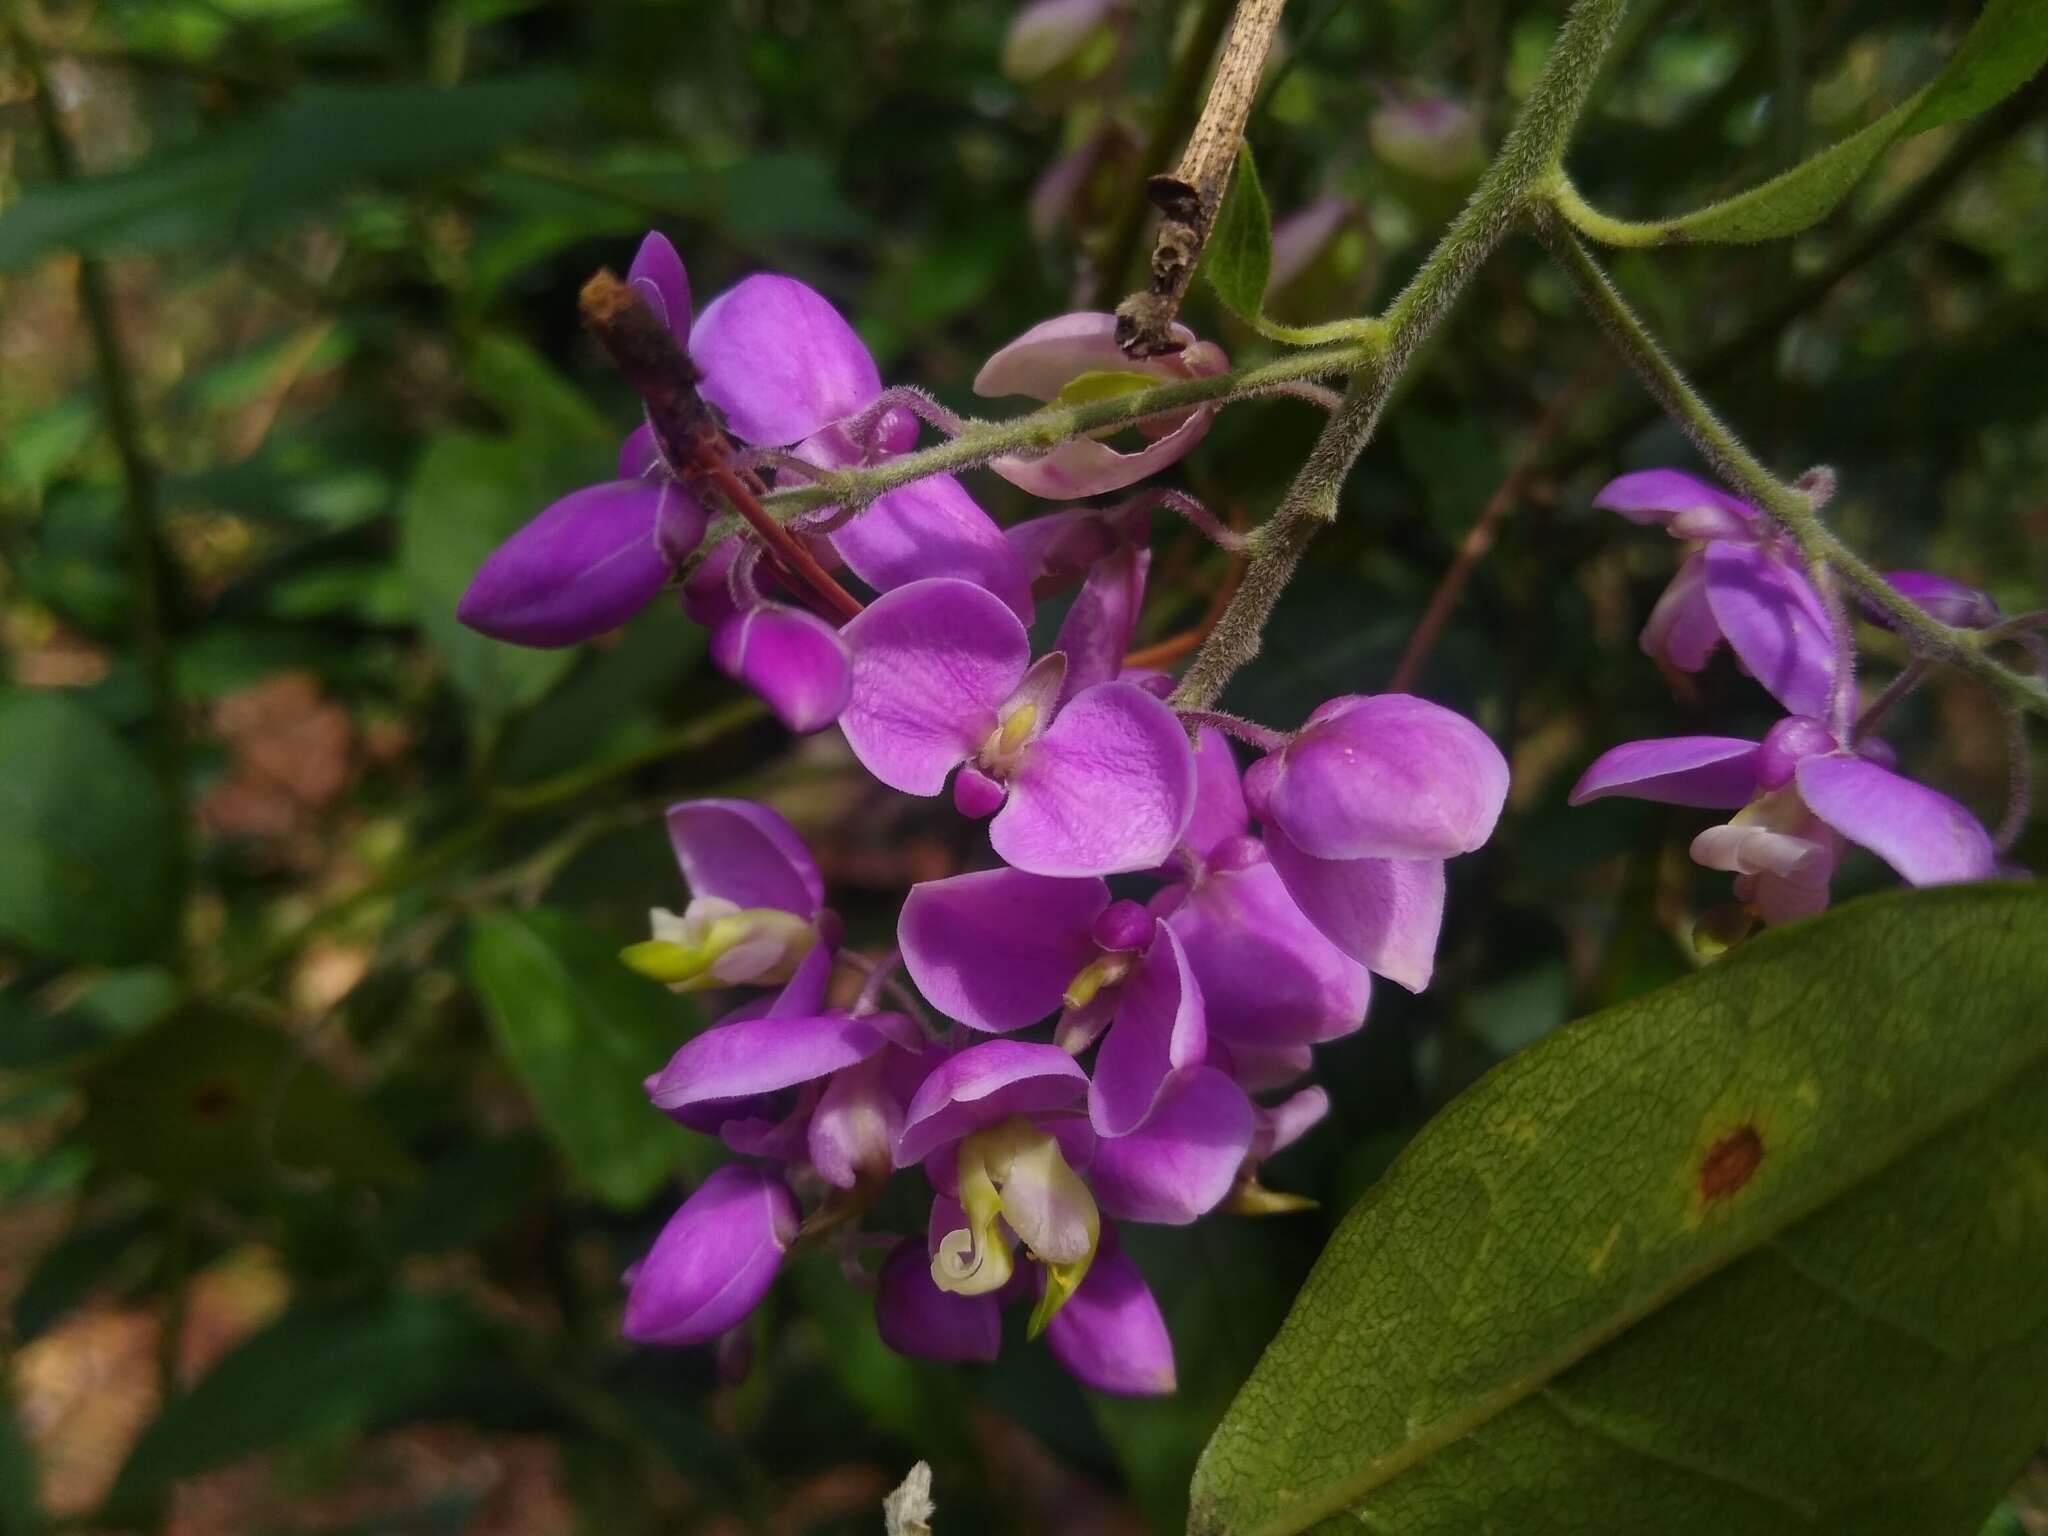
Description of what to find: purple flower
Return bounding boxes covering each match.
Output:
[1595,468,1838,717]
[899,868,1205,1135]
[461,233,1030,735]
[1042,1225,1176,1396]
[875,1237,1002,1363]
[1865,570,2002,632]
[974,313,1227,498]
[839,578,1196,877]
[622,1163,797,1345]
[622,799,834,993]
[1368,96,1484,182]
[1241,695,1509,991]
[1572,715,1997,923]
[1154,729,1372,1047]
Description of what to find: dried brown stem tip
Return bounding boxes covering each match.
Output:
[577,269,863,623]
[1115,0,1289,358]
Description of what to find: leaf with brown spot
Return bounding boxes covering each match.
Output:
[1191,883,2048,1536]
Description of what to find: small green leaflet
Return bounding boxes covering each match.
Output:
[1201,141,1273,322]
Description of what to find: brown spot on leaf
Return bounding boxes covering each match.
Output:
[1700,1125,1764,1201]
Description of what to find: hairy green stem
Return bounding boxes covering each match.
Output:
[1167,0,1637,711]
[10,6,191,948]
[1536,215,2048,720]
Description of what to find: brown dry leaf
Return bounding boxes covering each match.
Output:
[200,671,357,867]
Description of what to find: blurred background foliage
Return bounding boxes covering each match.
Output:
[0,0,2043,1531]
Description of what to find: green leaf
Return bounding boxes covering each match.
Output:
[1562,0,2048,245]
[79,1014,415,1197]
[1191,883,2048,1536]
[105,1294,504,1520]
[12,1206,159,1342]
[1201,141,1273,321]
[466,907,696,1208]
[0,690,176,964]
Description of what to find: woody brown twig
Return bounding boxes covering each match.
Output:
[578,270,864,623]
[1115,0,1290,358]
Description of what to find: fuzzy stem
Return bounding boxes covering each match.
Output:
[1995,711,2033,854]
[1167,0,1637,711]
[1536,218,2048,721]
[1851,659,1927,745]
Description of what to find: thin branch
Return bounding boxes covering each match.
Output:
[577,271,864,622]
[1116,0,1291,357]
[1536,216,2048,721]
[10,6,190,958]
[1091,0,1238,308]
[1168,0,1637,712]
[1995,710,2032,854]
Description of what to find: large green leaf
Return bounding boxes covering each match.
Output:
[0,690,177,964]
[104,1294,505,1520]
[1190,883,2048,1536]
[466,907,697,1209]
[1562,0,2048,245]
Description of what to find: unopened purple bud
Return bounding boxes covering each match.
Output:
[1867,571,2002,631]
[1756,716,1836,790]
[458,480,685,648]
[876,1239,1001,1362]
[1091,899,1155,954]
[1207,834,1267,874]
[954,764,1007,819]
[622,1164,797,1346]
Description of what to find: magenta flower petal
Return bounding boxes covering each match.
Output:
[1044,1229,1176,1396]
[647,1012,887,1112]
[1089,926,1205,1138]
[710,603,853,734]
[1593,469,1757,541]
[833,474,1033,621]
[457,480,676,647]
[622,1164,797,1345]
[1168,860,1370,1046]
[895,1040,1089,1167]
[1641,550,1723,672]
[689,274,880,447]
[1794,754,1996,886]
[1254,694,1509,861]
[619,424,660,480]
[1703,541,1837,718]
[1053,546,1148,703]
[899,868,1108,1034]
[1268,197,1352,290]
[1568,736,1763,810]
[875,1238,1001,1362]
[840,578,1032,795]
[1756,716,1837,790]
[1253,1085,1329,1159]
[1007,508,1123,590]
[1869,570,2001,631]
[1182,727,1249,860]
[1263,825,1447,992]
[994,682,1196,877]
[627,231,692,343]
[1090,1067,1254,1225]
[667,799,824,916]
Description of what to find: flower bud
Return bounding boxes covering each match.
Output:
[622,1164,797,1345]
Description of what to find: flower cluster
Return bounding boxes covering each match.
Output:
[454,233,1509,1389]
[1572,468,2010,932]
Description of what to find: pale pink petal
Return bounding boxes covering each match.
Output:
[987,417,1214,500]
